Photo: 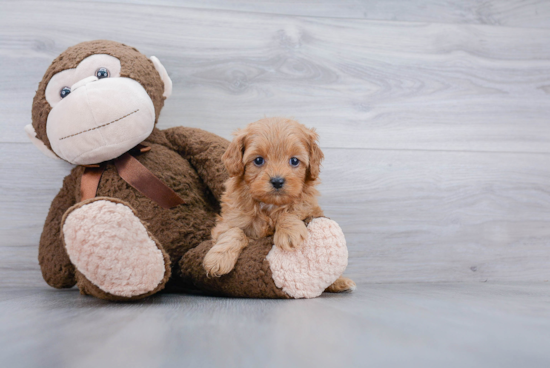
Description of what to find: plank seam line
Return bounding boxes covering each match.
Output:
[20,0,550,32]
[5,141,550,156]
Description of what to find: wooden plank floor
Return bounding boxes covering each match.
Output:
[1,282,550,368]
[1,1,550,366]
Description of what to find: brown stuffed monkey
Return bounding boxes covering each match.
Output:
[27,40,349,301]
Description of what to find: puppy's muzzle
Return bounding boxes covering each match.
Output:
[270,176,285,190]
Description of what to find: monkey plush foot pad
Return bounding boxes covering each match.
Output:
[62,198,169,298]
[266,218,348,298]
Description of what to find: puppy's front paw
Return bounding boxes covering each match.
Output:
[274,222,308,251]
[203,228,248,277]
[203,248,239,277]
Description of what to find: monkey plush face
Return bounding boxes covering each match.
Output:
[26,40,172,165]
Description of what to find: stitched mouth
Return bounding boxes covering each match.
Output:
[59,109,139,140]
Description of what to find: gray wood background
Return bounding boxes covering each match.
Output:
[1,0,550,286]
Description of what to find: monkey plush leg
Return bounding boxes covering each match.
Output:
[180,218,348,299]
[61,197,171,301]
[325,276,356,293]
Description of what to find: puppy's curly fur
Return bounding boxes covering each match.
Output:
[203,117,355,292]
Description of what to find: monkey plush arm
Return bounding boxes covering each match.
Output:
[38,171,78,288]
[164,127,229,201]
[179,218,349,299]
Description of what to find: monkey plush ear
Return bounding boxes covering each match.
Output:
[24,124,60,160]
[150,56,172,99]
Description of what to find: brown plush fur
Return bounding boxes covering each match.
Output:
[204,118,325,277]
[181,236,291,299]
[38,126,229,300]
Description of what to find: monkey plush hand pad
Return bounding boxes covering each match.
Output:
[28,40,350,301]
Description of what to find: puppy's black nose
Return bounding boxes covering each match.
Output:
[270,177,285,189]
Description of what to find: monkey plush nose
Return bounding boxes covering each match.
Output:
[71,76,98,91]
[270,177,285,189]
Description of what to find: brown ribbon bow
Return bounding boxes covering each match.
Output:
[80,144,185,209]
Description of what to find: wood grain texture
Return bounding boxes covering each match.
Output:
[2,1,550,153]
[3,144,550,283]
[79,0,550,29]
[1,283,550,367]
[1,0,550,284]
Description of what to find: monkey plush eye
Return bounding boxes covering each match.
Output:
[254,157,265,167]
[95,67,110,79]
[289,157,300,167]
[59,86,71,98]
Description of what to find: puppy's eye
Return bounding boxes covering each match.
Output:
[289,157,300,167]
[95,67,110,79]
[60,86,71,98]
[254,157,265,166]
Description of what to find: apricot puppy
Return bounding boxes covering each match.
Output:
[203,117,355,292]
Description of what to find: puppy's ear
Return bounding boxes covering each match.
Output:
[223,131,246,177]
[306,127,324,181]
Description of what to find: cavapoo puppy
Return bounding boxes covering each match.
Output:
[203,117,355,292]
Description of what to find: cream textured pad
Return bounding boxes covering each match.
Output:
[266,218,348,298]
[62,200,166,297]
